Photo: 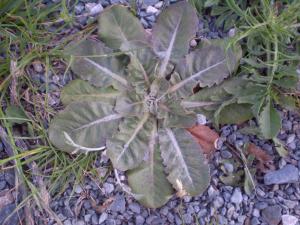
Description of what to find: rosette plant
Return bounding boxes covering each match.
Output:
[49,1,241,208]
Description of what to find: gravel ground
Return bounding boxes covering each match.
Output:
[0,0,299,225]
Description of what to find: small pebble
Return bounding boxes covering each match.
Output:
[231,188,243,205]
[146,5,158,14]
[281,215,298,225]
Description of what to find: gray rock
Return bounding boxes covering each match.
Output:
[252,208,260,217]
[264,165,299,185]
[221,150,232,159]
[74,184,83,194]
[223,162,234,173]
[231,188,243,205]
[129,203,140,214]
[4,171,14,186]
[85,3,103,15]
[98,212,108,224]
[283,199,298,209]
[0,204,22,225]
[213,196,224,209]
[74,3,85,14]
[84,214,91,222]
[109,195,126,213]
[103,183,114,194]
[64,219,72,225]
[135,215,145,225]
[261,206,282,225]
[91,214,98,225]
[255,202,268,210]
[106,219,116,225]
[0,181,6,190]
[75,220,85,225]
[167,213,174,223]
[282,215,298,225]
[218,215,228,225]
[286,134,296,144]
[251,217,260,225]
[143,0,159,6]
[183,213,193,224]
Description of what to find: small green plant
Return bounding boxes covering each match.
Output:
[49,2,241,208]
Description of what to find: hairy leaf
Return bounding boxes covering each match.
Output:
[98,5,148,50]
[169,39,242,97]
[123,42,158,93]
[114,91,145,116]
[258,99,281,139]
[66,39,129,89]
[49,102,121,153]
[127,123,173,208]
[107,114,155,171]
[61,80,120,105]
[181,77,251,125]
[159,128,210,196]
[152,1,198,77]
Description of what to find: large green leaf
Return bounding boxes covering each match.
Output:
[127,123,173,208]
[49,102,121,154]
[114,91,145,116]
[169,40,242,97]
[152,1,198,77]
[258,99,282,139]
[159,128,210,196]
[61,80,120,106]
[66,39,129,89]
[218,103,253,125]
[98,5,148,50]
[107,114,155,171]
[123,42,159,94]
[181,77,248,123]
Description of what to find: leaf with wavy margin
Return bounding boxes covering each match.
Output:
[49,102,121,153]
[159,128,210,196]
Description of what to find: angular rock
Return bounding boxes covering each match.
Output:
[135,215,145,225]
[99,212,108,224]
[0,204,22,225]
[264,165,299,185]
[109,195,126,213]
[231,188,243,205]
[261,206,282,225]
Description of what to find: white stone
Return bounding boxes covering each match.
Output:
[190,39,197,47]
[154,1,163,8]
[146,6,158,14]
[86,3,103,15]
[282,215,298,225]
[228,28,236,37]
[99,212,108,224]
[197,114,207,125]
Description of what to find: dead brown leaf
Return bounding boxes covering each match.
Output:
[187,125,219,155]
[90,196,114,213]
[246,143,274,172]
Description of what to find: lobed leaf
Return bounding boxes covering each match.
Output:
[66,39,129,89]
[169,39,242,97]
[127,122,173,208]
[98,5,148,50]
[152,1,198,77]
[159,128,210,196]
[107,114,155,171]
[61,80,120,105]
[49,102,121,154]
